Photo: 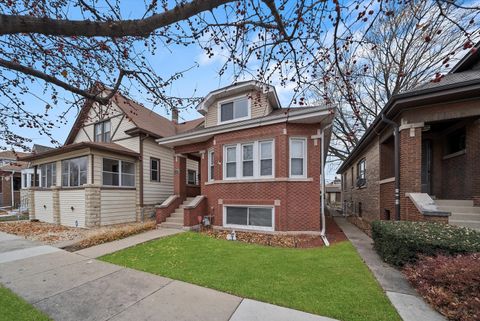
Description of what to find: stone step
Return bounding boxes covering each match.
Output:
[449,219,480,230]
[449,213,480,222]
[174,208,184,214]
[160,222,184,229]
[437,206,480,214]
[435,199,474,207]
[170,212,184,218]
[166,217,183,224]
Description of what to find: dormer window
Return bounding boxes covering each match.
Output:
[94,120,111,142]
[219,97,250,123]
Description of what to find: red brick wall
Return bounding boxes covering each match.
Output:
[184,197,208,227]
[379,181,395,220]
[174,122,323,232]
[399,128,422,220]
[466,120,480,205]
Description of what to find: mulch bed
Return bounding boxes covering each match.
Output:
[203,216,347,248]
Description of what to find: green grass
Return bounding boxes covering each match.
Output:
[100,232,401,321]
[0,286,50,321]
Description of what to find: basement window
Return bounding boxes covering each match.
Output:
[224,206,274,231]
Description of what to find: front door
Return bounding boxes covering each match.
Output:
[421,139,432,194]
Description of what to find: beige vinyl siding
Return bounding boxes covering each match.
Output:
[204,90,272,128]
[112,136,139,153]
[34,190,53,223]
[100,189,136,225]
[59,189,85,227]
[110,116,137,142]
[142,138,174,205]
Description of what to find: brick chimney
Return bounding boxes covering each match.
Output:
[171,107,179,124]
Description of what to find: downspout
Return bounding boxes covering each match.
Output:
[139,133,149,222]
[10,170,15,208]
[381,114,401,221]
[320,124,332,246]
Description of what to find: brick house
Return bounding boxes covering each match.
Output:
[337,46,480,231]
[155,81,335,234]
[0,151,29,208]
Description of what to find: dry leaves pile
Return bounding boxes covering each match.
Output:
[0,221,86,243]
[203,230,324,248]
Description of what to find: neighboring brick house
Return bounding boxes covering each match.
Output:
[155,81,335,234]
[337,46,480,231]
[19,91,202,227]
[0,150,29,208]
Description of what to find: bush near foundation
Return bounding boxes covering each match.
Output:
[371,221,480,266]
[404,253,480,321]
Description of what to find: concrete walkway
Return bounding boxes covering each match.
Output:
[334,217,446,321]
[0,231,338,321]
[74,227,183,258]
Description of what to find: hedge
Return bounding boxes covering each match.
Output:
[371,221,480,267]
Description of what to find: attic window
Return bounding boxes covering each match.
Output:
[94,120,111,142]
[219,97,249,123]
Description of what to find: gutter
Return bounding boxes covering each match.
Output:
[381,114,400,220]
[320,124,332,246]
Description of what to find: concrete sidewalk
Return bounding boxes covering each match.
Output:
[0,231,338,321]
[334,217,446,321]
[74,227,183,258]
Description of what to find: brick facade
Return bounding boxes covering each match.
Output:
[166,122,324,232]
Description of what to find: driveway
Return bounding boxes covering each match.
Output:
[0,231,337,321]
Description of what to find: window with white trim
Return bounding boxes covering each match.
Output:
[150,158,160,182]
[94,120,111,142]
[62,157,88,187]
[40,162,56,188]
[223,140,274,179]
[219,97,249,123]
[224,206,274,231]
[102,158,135,187]
[187,169,197,185]
[208,150,214,181]
[289,138,307,177]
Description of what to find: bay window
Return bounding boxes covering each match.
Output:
[40,162,56,187]
[219,97,249,123]
[289,138,307,178]
[103,158,135,187]
[62,157,87,187]
[223,140,274,179]
[224,206,274,231]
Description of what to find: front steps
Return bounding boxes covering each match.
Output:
[435,199,480,230]
[159,197,195,229]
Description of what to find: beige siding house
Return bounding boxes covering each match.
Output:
[20,91,203,227]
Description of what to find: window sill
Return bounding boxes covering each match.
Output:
[205,177,313,185]
[442,149,466,160]
[223,224,274,232]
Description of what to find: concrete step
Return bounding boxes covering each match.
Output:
[170,212,184,218]
[160,222,184,229]
[174,209,184,215]
[435,199,474,207]
[449,219,480,230]
[166,217,183,224]
[437,206,480,214]
[449,213,480,221]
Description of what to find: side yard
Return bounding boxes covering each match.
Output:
[101,232,401,321]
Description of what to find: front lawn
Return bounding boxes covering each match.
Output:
[0,286,50,321]
[101,232,400,321]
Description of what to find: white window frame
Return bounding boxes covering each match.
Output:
[62,156,88,187]
[223,139,275,180]
[208,149,215,182]
[94,120,111,142]
[150,158,160,182]
[223,205,275,232]
[39,162,56,188]
[289,137,307,178]
[102,158,135,187]
[217,95,251,125]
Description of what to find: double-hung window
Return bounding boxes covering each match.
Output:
[94,120,111,142]
[219,97,249,123]
[223,140,274,179]
[40,162,56,187]
[289,138,307,177]
[103,158,135,187]
[150,158,160,182]
[208,150,215,181]
[356,159,366,187]
[224,206,274,231]
[61,157,87,187]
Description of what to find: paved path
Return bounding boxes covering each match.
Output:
[74,227,183,258]
[334,217,446,321]
[0,231,337,321]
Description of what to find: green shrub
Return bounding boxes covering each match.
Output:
[371,221,480,266]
